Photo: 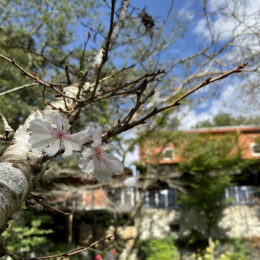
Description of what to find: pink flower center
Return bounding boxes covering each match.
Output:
[95,145,104,160]
[54,129,66,139]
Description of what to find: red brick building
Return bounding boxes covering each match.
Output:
[140,125,260,164]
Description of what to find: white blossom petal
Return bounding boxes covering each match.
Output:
[102,143,114,152]
[94,159,113,182]
[43,138,60,156]
[61,129,90,158]
[91,127,102,148]
[61,140,74,158]
[29,134,53,150]
[82,147,95,159]
[29,118,53,134]
[79,132,123,183]
[67,128,90,147]
[104,154,124,175]
[47,113,70,131]
[29,118,53,149]
[79,157,95,174]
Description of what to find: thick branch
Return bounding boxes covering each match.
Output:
[0,81,84,231]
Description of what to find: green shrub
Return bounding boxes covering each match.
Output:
[193,239,248,260]
[137,236,180,260]
[2,208,53,254]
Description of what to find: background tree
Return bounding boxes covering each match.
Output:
[177,133,238,240]
[195,113,260,128]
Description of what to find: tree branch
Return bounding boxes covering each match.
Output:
[27,235,113,260]
[91,0,130,98]
[0,83,38,97]
[0,113,14,140]
[101,63,248,142]
[0,54,80,103]
[91,0,116,98]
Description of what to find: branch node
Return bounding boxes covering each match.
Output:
[205,77,211,83]
[0,113,14,140]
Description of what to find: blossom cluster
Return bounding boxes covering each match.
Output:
[28,112,123,182]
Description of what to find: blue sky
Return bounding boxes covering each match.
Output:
[122,0,260,166]
[132,0,203,55]
[129,1,218,126]
[72,0,258,130]
[132,0,259,128]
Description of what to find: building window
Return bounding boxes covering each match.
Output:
[168,189,178,209]
[143,189,178,209]
[124,187,134,206]
[225,186,259,205]
[163,147,174,161]
[158,189,167,209]
[148,190,156,208]
[251,143,260,156]
[114,188,122,205]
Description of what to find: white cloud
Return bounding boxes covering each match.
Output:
[195,0,260,43]
[179,77,259,129]
[188,0,260,127]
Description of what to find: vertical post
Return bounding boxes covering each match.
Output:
[66,212,74,244]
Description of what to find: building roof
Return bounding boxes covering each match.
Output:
[182,125,260,134]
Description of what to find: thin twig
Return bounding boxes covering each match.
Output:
[31,195,71,216]
[0,53,80,102]
[162,0,175,26]
[91,0,116,98]
[0,53,49,87]
[65,65,71,85]
[202,0,214,44]
[0,83,38,97]
[27,235,113,260]
[79,32,91,71]
[100,63,248,142]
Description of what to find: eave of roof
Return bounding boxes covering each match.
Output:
[182,125,260,134]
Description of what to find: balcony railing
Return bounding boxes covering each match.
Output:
[48,186,259,212]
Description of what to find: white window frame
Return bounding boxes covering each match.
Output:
[250,143,260,157]
[162,147,174,161]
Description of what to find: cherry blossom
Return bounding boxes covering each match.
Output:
[29,112,90,158]
[79,128,124,182]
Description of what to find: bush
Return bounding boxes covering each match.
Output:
[193,239,248,260]
[137,236,180,260]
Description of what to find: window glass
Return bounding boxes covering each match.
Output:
[158,190,167,209]
[251,143,260,155]
[163,148,174,160]
[168,189,178,209]
[114,188,121,205]
[148,190,156,208]
[124,187,132,205]
[225,186,256,205]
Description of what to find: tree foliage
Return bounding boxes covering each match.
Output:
[137,237,180,260]
[178,134,238,236]
[195,113,260,128]
[2,207,53,255]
